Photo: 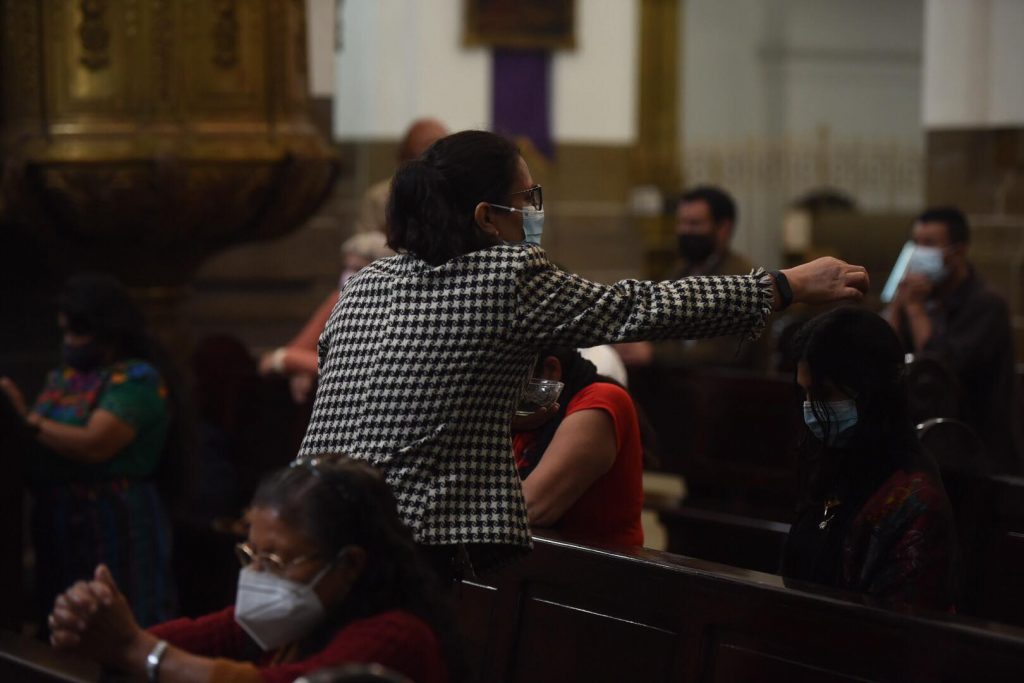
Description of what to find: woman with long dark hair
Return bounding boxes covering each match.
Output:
[1,272,179,626]
[781,306,957,610]
[299,129,869,574]
[47,457,454,683]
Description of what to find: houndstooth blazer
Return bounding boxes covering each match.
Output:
[299,243,772,567]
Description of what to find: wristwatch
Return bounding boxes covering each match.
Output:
[146,639,169,682]
[769,270,794,311]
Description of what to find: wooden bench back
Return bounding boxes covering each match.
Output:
[457,534,1024,683]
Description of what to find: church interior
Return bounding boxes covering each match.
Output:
[1,1,1024,681]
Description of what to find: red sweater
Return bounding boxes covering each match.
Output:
[513,382,645,547]
[149,606,448,683]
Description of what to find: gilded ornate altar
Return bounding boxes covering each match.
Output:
[0,0,337,285]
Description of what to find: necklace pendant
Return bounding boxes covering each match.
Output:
[819,498,841,530]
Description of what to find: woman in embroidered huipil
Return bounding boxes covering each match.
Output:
[298,130,870,574]
[0,273,176,626]
[781,306,957,610]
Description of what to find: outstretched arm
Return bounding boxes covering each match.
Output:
[512,250,868,350]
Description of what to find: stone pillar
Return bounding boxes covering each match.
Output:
[924,0,1024,214]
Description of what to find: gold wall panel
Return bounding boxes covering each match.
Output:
[0,0,337,286]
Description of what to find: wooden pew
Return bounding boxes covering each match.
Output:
[457,534,1024,683]
[964,475,1024,626]
[628,367,801,521]
[658,506,790,574]
[0,631,100,683]
[658,475,1024,629]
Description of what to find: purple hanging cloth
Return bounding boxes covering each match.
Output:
[492,48,554,159]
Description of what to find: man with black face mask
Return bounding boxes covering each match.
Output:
[616,185,760,369]
[672,185,751,278]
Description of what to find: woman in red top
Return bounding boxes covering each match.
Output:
[512,347,645,547]
[47,457,455,683]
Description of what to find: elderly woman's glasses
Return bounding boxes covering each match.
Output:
[509,184,543,211]
[235,541,320,575]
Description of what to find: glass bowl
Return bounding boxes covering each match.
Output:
[515,378,565,417]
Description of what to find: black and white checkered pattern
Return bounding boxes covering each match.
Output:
[299,244,772,565]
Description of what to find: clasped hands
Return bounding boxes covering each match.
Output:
[48,564,151,670]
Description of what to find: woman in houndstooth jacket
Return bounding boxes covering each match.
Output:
[298,131,869,576]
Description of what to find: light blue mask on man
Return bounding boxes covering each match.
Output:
[803,399,859,447]
[907,245,947,283]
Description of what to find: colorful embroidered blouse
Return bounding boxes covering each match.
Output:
[841,468,956,611]
[27,360,169,483]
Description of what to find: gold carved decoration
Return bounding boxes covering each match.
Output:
[78,0,111,70]
[153,0,174,100]
[0,0,338,288]
[4,0,42,113]
[212,0,239,68]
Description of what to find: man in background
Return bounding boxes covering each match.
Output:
[616,185,760,369]
[884,206,1022,475]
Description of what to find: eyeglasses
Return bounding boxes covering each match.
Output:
[507,184,543,211]
[235,541,320,575]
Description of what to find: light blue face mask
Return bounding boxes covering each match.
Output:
[521,207,545,246]
[803,399,859,447]
[490,205,545,246]
[907,245,948,283]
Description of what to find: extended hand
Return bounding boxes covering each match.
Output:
[781,257,869,306]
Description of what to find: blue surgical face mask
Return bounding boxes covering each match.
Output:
[490,205,545,247]
[803,399,859,447]
[907,245,948,283]
[521,207,544,246]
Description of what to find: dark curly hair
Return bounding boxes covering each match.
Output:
[386,130,520,266]
[251,457,462,678]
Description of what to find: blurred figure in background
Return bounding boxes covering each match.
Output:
[1,273,179,627]
[883,207,1022,475]
[616,185,762,370]
[260,232,392,404]
[354,118,449,235]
